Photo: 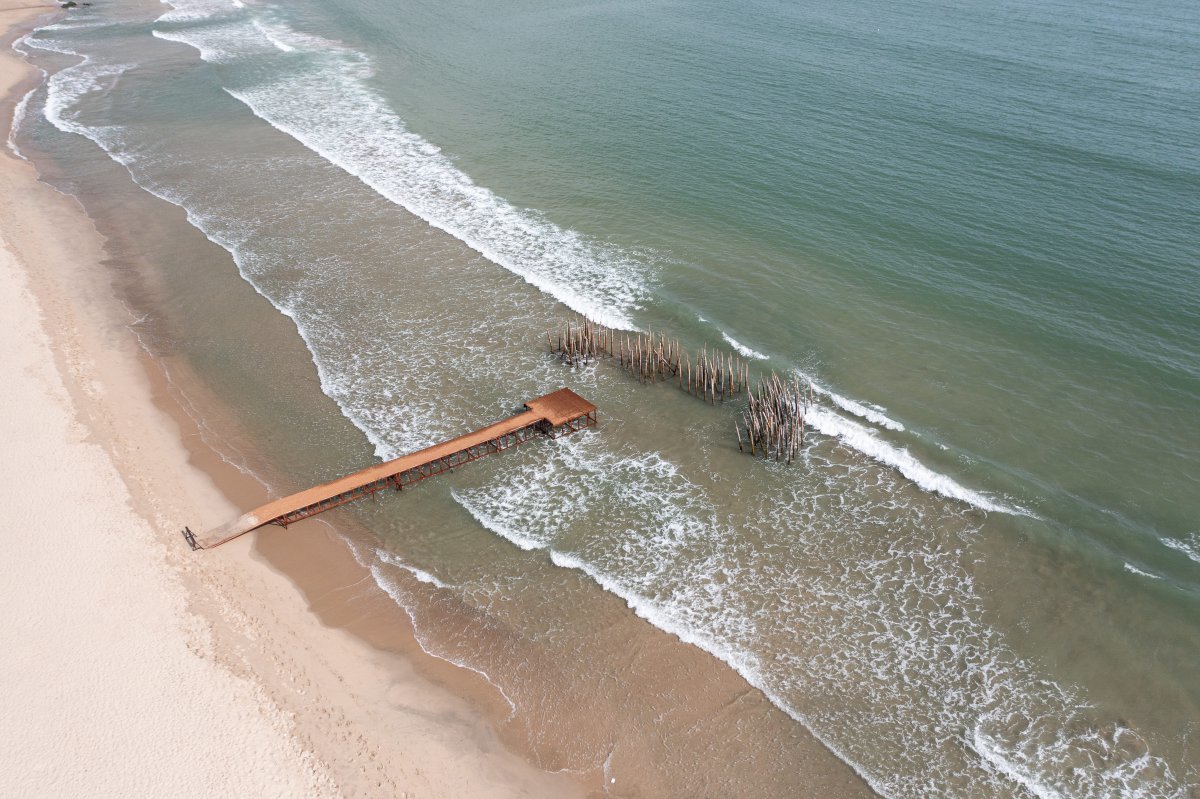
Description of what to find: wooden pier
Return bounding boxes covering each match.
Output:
[188,388,597,550]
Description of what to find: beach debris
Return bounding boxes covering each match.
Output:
[547,315,815,462]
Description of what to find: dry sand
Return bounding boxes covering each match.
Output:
[0,2,582,796]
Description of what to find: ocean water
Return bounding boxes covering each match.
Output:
[14,0,1200,795]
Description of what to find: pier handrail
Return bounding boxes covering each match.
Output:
[187,388,596,550]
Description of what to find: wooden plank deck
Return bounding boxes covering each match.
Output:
[192,388,596,549]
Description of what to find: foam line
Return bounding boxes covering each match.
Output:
[368,562,516,714]
[5,75,38,160]
[804,403,1025,515]
[1123,562,1162,580]
[720,330,768,360]
[796,373,907,432]
[375,549,452,590]
[971,727,1067,799]
[1162,534,1200,566]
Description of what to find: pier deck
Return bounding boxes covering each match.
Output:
[190,388,596,549]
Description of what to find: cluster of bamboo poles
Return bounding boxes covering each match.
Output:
[547,316,614,365]
[548,315,817,464]
[680,343,749,404]
[548,316,749,402]
[735,374,813,464]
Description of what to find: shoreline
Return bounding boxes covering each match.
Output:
[0,3,583,795]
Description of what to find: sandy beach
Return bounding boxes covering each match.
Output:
[0,2,582,795]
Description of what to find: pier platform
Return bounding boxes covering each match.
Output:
[190,388,596,549]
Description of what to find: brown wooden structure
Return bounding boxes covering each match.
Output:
[189,388,597,550]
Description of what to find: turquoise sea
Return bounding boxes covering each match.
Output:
[15,0,1199,794]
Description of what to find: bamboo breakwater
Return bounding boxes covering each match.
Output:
[548,316,750,403]
[737,374,813,464]
[548,316,815,462]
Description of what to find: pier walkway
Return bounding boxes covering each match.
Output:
[188,388,596,550]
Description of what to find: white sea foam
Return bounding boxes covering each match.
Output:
[801,376,907,431]
[152,18,277,62]
[804,403,1024,515]
[449,489,548,552]
[375,548,452,589]
[25,38,133,142]
[5,77,38,160]
[694,318,927,483]
[973,716,1185,799]
[450,438,906,794]
[971,727,1068,799]
[1162,532,1200,566]
[156,0,231,24]
[719,330,768,360]
[368,561,516,714]
[251,19,293,52]
[694,314,907,436]
[826,391,904,431]
[1123,562,1162,579]
[25,32,532,465]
